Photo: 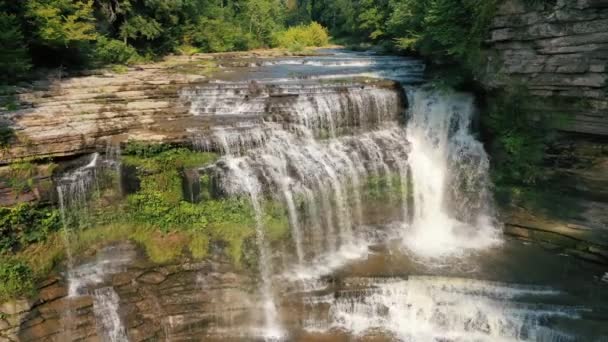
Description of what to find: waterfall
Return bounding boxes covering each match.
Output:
[93,287,128,342]
[311,276,581,341]
[56,153,101,296]
[403,89,501,260]
[55,153,129,341]
[221,158,284,339]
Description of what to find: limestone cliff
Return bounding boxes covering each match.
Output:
[486,0,608,136]
[487,0,608,263]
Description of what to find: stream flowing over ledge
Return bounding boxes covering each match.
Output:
[0,41,607,341]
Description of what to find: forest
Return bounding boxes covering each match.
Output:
[1,0,500,84]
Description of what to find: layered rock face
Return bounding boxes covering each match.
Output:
[485,0,608,263]
[486,0,608,136]
[0,244,258,342]
[0,57,404,166]
[0,56,404,206]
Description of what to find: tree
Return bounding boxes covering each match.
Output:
[26,0,97,48]
[0,13,31,82]
[244,0,285,45]
[357,0,387,40]
[119,15,163,43]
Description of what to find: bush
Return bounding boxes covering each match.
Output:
[0,203,62,254]
[93,36,139,65]
[273,22,330,49]
[0,259,34,301]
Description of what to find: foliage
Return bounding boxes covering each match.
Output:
[483,87,557,186]
[273,22,330,49]
[244,0,286,44]
[0,13,31,83]
[93,36,139,65]
[189,17,253,53]
[122,146,287,266]
[0,203,62,254]
[122,141,173,157]
[122,147,218,173]
[387,0,496,69]
[0,259,34,301]
[357,0,389,40]
[0,0,315,83]
[25,0,97,47]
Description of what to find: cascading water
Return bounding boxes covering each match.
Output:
[305,276,584,341]
[403,89,501,260]
[221,158,285,339]
[93,287,129,342]
[55,153,130,341]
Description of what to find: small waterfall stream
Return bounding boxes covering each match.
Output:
[55,152,130,341]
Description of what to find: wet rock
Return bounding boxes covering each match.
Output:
[137,271,167,284]
[0,301,31,316]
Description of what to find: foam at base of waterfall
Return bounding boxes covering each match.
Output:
[309,276,580,341]
[402,214,502,261]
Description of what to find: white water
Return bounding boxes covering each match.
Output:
[56,154,130,341]
[93,287,128,342]
[403,89,501,260]
[221,158,285,339]
[312,276,580,341]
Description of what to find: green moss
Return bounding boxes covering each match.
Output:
[123,147,217,173]
[188,234,209,259]
[263,201,290,242]
[362,173,407,201]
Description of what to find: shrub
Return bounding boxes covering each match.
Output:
[0,203,62,254]
[93,36,139,65]
[0,259,34,301]
[273,22,330,49]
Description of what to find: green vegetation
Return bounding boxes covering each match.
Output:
[0,259,34,302]
[122,147,288,265]
[0,144,293,300]
[273,22,329,51]
[0,203,61,254]
[483,87,557,186]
